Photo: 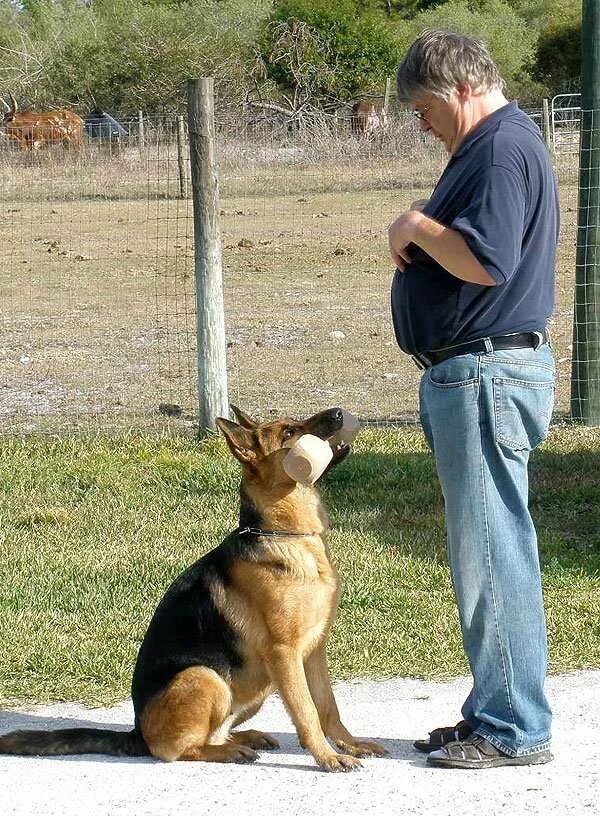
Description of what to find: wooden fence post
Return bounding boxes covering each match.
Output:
[383,76,392,114]
[541,98,552,151]
[187,78,228,431]
[138,109,145,151]
[176,115,187,199]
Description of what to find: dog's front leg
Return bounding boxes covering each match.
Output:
[304,647,388,758]
[266,645,361,772]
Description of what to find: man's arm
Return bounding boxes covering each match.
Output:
[388,210,497,286]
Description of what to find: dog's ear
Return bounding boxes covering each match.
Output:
[215,417,257,463]
[229,404,257,429]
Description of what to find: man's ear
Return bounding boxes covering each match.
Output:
[215,417,257,463]
[229,404,258,429]
[457,82,472,102]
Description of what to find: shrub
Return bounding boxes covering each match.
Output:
[0,0,272,114]
[259,0,403,104]
[403,0,538,98]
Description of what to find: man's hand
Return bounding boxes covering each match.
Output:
[388,210,497,286]
[388,210,420,272]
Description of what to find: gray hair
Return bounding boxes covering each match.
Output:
[396,30,505,103]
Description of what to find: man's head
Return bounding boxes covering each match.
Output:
[396,30,507,154]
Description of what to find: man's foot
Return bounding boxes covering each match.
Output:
[426,734,553,769]
[413,720,473,753]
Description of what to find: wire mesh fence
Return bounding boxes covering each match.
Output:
[0,116,197,433]
[571,106,600,424]
[218,107,582,425]
[0,103,590,433]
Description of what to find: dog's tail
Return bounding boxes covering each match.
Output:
[0,727,149,757]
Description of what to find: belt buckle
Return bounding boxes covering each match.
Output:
[411,353,431,370]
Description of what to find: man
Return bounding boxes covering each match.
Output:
[389,30,558,769]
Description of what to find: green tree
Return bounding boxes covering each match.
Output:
[503,0,573,27]
[0,0,20,52]
[403,0,539,98]
[355,1,445,17]
[530,3,581,95]
[259,0,403,104]
[0,0,272,113]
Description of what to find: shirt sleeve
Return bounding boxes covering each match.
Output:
[450,164,527,285]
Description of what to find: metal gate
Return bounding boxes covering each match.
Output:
[551,93,581,153]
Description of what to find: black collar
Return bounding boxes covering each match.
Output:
[238,526,315,538]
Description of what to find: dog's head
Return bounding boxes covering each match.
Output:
[215,405,350,486]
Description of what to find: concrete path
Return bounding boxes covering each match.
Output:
[2,671,598,816]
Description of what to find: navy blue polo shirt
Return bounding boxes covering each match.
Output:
[391,101,559,354]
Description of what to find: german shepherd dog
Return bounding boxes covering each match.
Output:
[0,406,387,772]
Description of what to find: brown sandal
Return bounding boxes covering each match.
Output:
[413,720,473,753]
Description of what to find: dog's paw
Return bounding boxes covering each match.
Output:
[230,745,260,763]
[230,729,280,750]
[317,751,362,772]
[335,739,389,758]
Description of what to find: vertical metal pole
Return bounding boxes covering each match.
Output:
[138,109,145,151]
[541,98,552,151]
[187,78,228,431]
[571,0,600,424]
[176,115,187,199]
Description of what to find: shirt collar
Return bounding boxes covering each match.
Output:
[451,100,519,159]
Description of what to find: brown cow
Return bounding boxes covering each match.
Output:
[351,100,387,137]
[1,92,84,150]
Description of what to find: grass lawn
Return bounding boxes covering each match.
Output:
[0,425,599,707]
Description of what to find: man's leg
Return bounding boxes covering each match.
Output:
[420,348,554,757]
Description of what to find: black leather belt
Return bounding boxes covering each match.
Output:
[411,330,549,370]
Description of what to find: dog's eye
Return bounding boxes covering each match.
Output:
[282,427,295,441]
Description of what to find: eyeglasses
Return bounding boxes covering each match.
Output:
[412,106,431,121]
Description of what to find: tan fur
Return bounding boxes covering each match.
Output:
[351,101,388,137]
[140,667,232,761]
[2,104,84,150]
[141,409,388,771]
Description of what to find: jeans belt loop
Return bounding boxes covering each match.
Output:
[532,330,544,350]
[483,337,493,353]
[412,353,431,370]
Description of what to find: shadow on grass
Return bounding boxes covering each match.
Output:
[322,446,600,577]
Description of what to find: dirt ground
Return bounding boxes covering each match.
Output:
[0,131,580,432]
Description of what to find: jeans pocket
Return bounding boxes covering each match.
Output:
[427,355,479,388]
[492,376,555,451]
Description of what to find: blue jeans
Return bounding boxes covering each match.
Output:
[419,344,555,756]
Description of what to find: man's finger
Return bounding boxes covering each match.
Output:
[391,250,407,270]
[391,246,411,265]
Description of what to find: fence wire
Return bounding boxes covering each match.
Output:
[0,118,197,433]
[571,107,600,423]
[0,103,590,432]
